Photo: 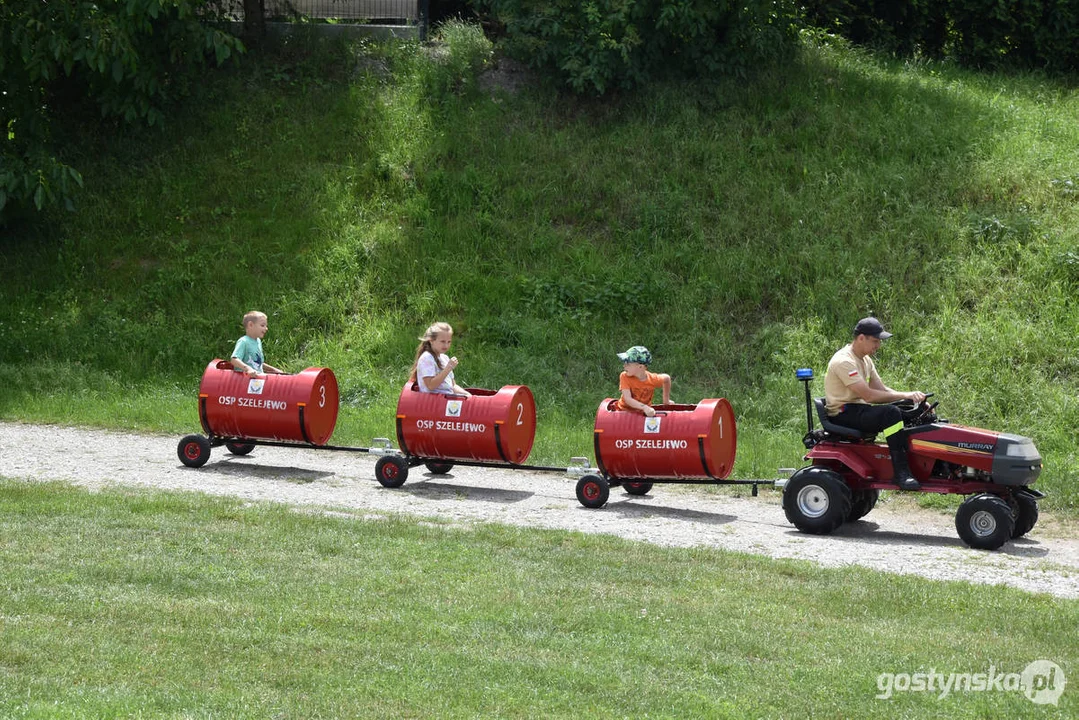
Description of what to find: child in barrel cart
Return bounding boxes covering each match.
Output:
[614,345,671,417]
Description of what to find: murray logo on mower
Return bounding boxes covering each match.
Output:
[781,369,1045,550]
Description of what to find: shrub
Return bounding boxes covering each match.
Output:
[472,0,800,94]
[0,0,243,224]
[802,0,1079,71]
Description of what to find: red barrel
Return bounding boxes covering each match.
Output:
[198,360,339,445]
[395,383,537,464]
[593,398,737,480]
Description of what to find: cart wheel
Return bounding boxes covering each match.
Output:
[623,481,653,496]
[847,488,880,522]
[782,467,851,535]
[1010,493,1039,539]
[375,456,409,488]
[225,442,256,456]
[576,474,610,509]
[955,494,1015,550]
[177,434,212,468]
[424,461,455,475]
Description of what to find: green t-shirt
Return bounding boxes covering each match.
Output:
[231,335,264,373]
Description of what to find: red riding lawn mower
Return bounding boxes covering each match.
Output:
[781,368,1045,550]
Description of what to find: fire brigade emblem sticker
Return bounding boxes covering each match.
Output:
[445,400,462,417]
[247,379,265,395]
[643,416,662,434]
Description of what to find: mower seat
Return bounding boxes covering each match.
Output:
[814,398,877,440]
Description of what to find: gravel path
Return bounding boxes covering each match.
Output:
[2,421,1077,599]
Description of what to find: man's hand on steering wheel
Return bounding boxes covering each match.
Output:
[906,390,927,404]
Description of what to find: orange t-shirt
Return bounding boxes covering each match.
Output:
[615,371,665,412]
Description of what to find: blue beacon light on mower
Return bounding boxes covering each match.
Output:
[796,368,815,439]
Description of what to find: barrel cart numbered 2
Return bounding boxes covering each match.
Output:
[373,383,599,486]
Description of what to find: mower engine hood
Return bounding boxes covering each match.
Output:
[992,433,1042,486]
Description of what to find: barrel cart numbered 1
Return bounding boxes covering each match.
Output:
[575,397,749,508]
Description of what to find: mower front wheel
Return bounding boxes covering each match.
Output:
[783,467,852,535]
[955,494,1015,550]
[1010,493,1039,539]
[424,461,455,475]
[375,456,410,488]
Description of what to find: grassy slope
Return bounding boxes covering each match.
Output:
[1,30,1077,509]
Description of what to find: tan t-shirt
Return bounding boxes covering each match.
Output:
[824,344,879,416]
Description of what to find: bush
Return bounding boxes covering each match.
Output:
[802,0,1079,71]
[472,0,800,94]
[0,0,243,224]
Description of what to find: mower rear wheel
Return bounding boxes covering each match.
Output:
[375,456,409,488]
[783,467,852,535]
[225,442,256,456]
[955,494,1014,550]
[424,461,455,475]
[1010,493,1039,539]
[623,481,653,496]
[847,489,880,522]
[177,434,212,468]
[576,475,610,509]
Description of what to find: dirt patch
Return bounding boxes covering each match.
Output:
[2,421,1076,598]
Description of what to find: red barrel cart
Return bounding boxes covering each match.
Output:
[574,398,747,508]
[373,383,596,487]
[177,360,397,467]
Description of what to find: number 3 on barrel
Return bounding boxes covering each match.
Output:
[319,385,326,408]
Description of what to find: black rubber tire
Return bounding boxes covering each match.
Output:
[424,461,455,475]
[225,442,256,456]
[177,434,212,468]
[576,474,610,509]
[783,467,852,535]
[623,481,653,496]
[955,494,1015,550]
[1010,493,1039,539]
[375,456,409,488]
[847,488,880,522]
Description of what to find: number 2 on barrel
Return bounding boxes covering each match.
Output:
[516,402,524,426]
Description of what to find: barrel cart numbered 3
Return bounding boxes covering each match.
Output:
[176,360,399,468]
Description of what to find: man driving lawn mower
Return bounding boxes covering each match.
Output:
[824,317,926,491]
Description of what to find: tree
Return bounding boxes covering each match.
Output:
[0,0,244,224]
[244,0,266,39]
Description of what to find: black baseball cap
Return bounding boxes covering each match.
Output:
[854,317,892,339]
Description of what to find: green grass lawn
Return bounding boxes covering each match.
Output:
[1,29,1077,512]
[0,479,1074,718]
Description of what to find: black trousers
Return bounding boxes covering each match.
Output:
[833,403,902,435]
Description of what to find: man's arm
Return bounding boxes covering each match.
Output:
[850,379,925,404]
